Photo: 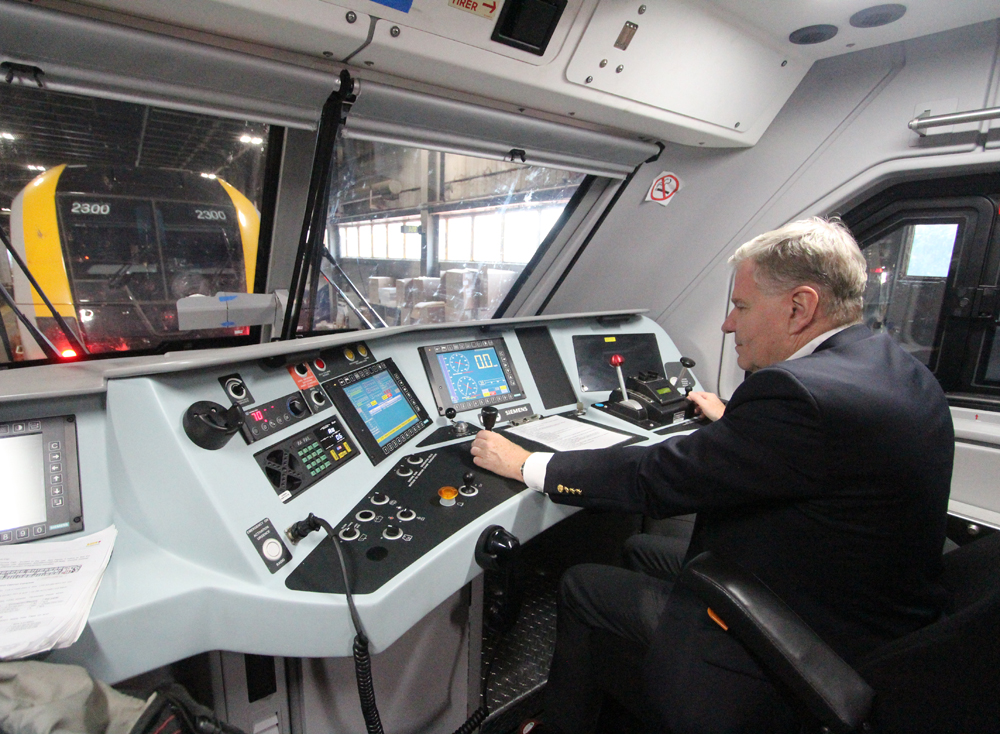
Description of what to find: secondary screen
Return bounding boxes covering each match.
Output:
[437,347,511,404]
[0,434,47,531]
[344,371,419,446]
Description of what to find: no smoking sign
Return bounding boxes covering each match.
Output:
[645,171,682,208]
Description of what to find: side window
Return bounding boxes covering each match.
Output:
[849,193,998,397]
[862,220,961,366]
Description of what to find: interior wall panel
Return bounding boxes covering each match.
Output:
[540,20,1000,395]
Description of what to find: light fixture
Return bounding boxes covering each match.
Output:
[60,349,78,359]
[79,309,95,323]
[27,164,46,171]
[251,136,263,145]
[850,4,906,28]
[240,134,252,143]
[0,132,14,140]
[241,134,264,145]
[789,24,839,44]
[200,172,218,179]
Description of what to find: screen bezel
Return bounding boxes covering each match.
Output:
[322,359,431,465]
[0,415,84,545]
[419,337,525,415]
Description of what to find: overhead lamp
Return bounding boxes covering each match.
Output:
[27,164,45,171]
[240,134,252,143]
[200,172,218,179]
[251,137,263,145]
[1,132,14,140]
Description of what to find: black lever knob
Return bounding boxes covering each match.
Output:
[463,471,475,487]
[445,407,457,420]
[480,405,499,431]
[680,357,696,368]
[183,401,244,450]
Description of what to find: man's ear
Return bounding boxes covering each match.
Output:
[788,285,820,335]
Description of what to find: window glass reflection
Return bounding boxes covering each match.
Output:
[862,221,959,365]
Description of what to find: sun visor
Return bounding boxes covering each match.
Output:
[0,1,336,128]
[343,81,660,179]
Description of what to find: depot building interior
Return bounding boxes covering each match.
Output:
[2,0,1000,732]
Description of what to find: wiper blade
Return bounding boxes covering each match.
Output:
[0,223,90,357]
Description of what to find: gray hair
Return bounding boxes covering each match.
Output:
[730,217,866,326]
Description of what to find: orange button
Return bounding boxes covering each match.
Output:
[438,486,459,506]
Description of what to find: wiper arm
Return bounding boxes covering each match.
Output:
[0,278,60,361]
[0,223,89,356]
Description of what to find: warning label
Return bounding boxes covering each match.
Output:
[645,171,681,208]
[449,0,499,20]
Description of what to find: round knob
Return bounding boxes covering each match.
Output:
[407,455,424,465]
[287,397,307,417]
[355,510,376,522]
[382,525,403,540]
[338,526,360,541]
[370,492,389,505]
[395,466,413,477]
[463,471,475,486]
[396,508,416,522]
[459,483,479,497]
[294,363,309,376]
[610,354,624,367]
[680,357,696,368]
[438,486,459,507]
[445,407,457,420]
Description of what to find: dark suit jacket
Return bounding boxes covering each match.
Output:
[545,325,954,729]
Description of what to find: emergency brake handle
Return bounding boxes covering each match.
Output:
[475,525,522,634]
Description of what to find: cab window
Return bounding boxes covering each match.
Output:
[0,83,273,363]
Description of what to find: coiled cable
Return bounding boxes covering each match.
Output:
[288,513,507,734]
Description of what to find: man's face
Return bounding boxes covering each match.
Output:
[722,261,794,372]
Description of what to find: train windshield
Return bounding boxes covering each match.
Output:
[303,135,587,332]
[0,82,269,364]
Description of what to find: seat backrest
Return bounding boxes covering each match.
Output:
[856,531,1000,734]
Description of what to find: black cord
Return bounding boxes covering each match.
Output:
[290,513,511,734]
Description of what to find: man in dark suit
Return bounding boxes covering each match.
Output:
[471,218,954,733]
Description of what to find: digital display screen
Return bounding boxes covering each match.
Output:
[0,434,47,532]
[437,347,511,405]
[343,370,419,447]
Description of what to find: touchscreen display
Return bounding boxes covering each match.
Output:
[343,370,420,447]
[0,434,47,531]
[438,347,511,404]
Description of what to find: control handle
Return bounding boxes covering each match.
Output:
[183,401,245,450]
[480,405,499,431]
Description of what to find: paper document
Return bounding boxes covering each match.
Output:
[0,526,117,660]
[506,415,631,452]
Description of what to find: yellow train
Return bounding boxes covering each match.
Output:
[7,165,260,359]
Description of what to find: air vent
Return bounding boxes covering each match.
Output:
[789,24,839,45]
[850,4,907,29]
[491,0,567,56]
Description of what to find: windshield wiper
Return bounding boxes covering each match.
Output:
[0,223,89,358]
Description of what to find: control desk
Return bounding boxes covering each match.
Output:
[0,310,700,683]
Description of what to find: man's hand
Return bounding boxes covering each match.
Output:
[687,391,726,421]
[470,430,532,481]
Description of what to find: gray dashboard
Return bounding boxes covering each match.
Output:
[0,311,696,683]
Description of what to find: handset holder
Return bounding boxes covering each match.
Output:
[475,525,522,634]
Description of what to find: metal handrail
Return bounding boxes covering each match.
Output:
[908,106,1000,135]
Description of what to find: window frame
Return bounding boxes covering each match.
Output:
[846,183,1000,403]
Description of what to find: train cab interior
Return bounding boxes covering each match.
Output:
[2,0,1000,732]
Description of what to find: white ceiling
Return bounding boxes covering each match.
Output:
[708,0,1000,59]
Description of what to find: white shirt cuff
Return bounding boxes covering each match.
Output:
[522,452,553,492]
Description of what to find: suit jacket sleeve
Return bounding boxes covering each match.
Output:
[543,367,834,517]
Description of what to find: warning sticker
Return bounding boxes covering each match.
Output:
[645,171,681,208]
[449,0,500,20]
